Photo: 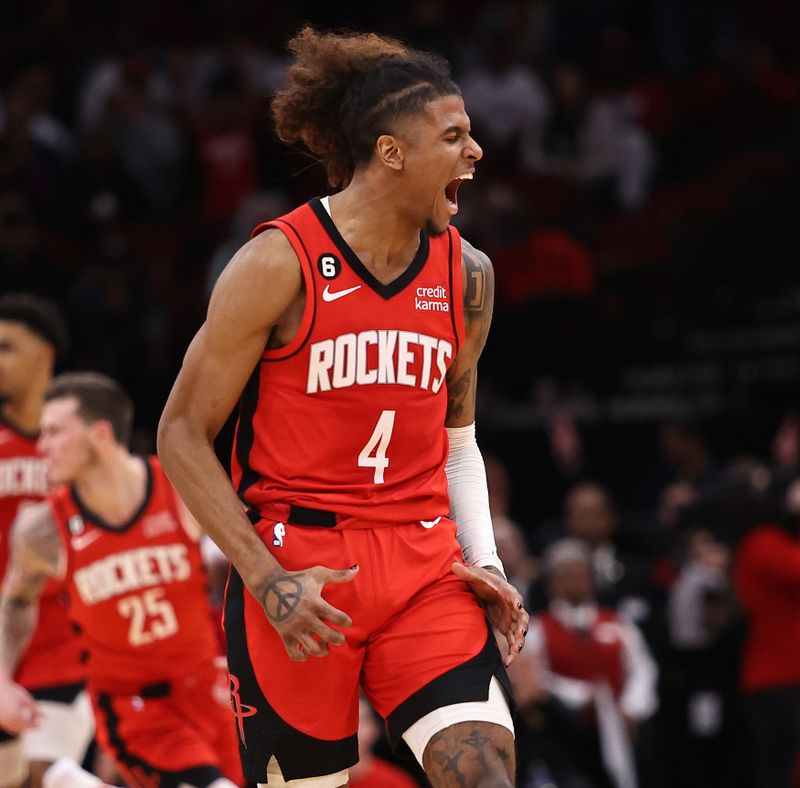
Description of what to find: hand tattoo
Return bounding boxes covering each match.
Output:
[262,575,303,623]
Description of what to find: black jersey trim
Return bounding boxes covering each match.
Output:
[385,624,514,750]
[224,567,359,781]
[308,198,430,300]
[69,456,153,533]
[447,227,461,354]
[262,218,317,363]
[234,365,261,501]
[96,692,223,787]
[0,412,38,441]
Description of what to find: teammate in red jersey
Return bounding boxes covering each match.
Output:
[158,27,529,788]
[0,373,243,788]
[0,295,90,788]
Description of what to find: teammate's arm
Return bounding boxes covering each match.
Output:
[158,230,356,662]
[445,238,529,666]
[0,503,62,732]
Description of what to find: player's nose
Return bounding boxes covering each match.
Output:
[465,135,483,162]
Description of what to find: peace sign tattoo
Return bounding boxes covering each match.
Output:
[263,575,304,623]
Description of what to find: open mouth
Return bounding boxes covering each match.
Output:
[444,172,473,215]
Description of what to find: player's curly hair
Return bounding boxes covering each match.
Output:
[272,27,460,188]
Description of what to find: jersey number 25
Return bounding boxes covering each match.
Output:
[117,587,179,646]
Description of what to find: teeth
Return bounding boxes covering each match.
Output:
[457,173,473,180]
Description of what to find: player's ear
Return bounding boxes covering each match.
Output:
[89,419,116,446]
[376,134,404,171]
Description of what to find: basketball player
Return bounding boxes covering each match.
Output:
[0,295,91,788]
[158,28,529,788]
[0,373,243,788]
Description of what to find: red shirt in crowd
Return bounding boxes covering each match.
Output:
[734,524,800,691]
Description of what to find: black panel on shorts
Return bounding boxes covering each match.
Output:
[96,692,223,788]
[385,625,514,750]
[224,567,359,782]
[31,681,85,703]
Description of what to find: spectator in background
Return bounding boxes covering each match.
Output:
[0,67,72,219]
[0,189,67,298]
[510,539,658,788]
[521,62,655,211]
[459,28,550,156]
[667,529,730,651]
[192,68,258,229]
[561,483,653,627]
[82,57,188,218]
[485,454,538,600]
[733,476,800,788]
[204,191,291,300]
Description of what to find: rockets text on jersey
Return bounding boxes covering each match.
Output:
[49,456,221,692]
[231,198,466,526]
[0,417,84,690]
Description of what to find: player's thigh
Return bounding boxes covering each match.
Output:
[23,692,94,771]
[362,541,509,751]
[422,721,515,788]
[0,733,26,788]
[400,676,515,787]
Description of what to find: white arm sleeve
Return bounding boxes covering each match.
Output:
[445,423,505,577]
[619,620,659,720]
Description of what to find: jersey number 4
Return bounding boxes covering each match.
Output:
[358,410,396,484]
[117,587,178,646]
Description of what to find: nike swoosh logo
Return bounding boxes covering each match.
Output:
[71,530,102,551]
[322,284,361,302]
[420,516,442,529]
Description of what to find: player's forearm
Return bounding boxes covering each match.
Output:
[445,423,505,576]
[0,595,38,680]
[157,414,285,593]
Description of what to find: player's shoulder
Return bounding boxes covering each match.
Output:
[213,226,302,298]
[0,420,35,454]
[10,501,60,569]
[460,236,494,274]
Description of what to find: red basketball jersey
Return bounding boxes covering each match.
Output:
[0,416,84,689]
[49,456,221,692]
[231,198,465,525]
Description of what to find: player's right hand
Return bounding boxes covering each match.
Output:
[257,564,358,662]
[0,678,40,733]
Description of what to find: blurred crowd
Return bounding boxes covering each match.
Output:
[2,0,800,786]
[489,411,800,787]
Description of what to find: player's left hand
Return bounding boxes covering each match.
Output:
[0,678,40,733]
[451,562,529,667]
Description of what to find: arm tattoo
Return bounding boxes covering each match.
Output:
[461,238,495,353]
[445,369,474,422]
[445,239,494,425]
[0,505,61,675]
[261,575,304,623]
[0,584,44,676]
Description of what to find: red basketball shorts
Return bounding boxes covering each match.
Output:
[223,515,507,783]
[91,658,244,787]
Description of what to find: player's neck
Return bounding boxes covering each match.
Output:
[330,179,423,279]
[74,449,148,526]
[1,391,44,435]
